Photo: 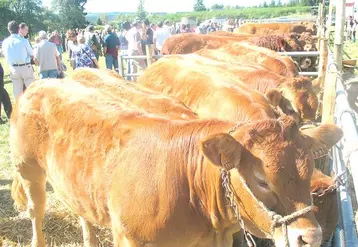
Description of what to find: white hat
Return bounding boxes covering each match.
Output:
[38,30,47,39]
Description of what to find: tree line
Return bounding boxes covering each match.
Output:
[0,0,88,39]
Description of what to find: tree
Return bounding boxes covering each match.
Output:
[99,13,109,24]
[0,0,15,39]
[136,0,147,21]
[263,1,268,7]
[269,0,276,7]
[52,0,88,30]
[96,18,103,25]
[211,4,223,10]
[277,0,283,7]
[194,0,206,12]
[8,0,45,34]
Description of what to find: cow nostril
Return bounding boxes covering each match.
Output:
[298,235,308,245]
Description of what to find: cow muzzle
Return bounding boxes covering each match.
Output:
[274,226,322,247]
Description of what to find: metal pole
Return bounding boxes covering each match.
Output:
[335,0,346,72]
[332,145,358,246]
[336,75,358,207]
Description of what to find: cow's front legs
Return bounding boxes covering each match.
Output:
[80,216,97,247]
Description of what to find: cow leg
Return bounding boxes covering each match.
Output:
[79,217,97,247]
[18,163,47,247]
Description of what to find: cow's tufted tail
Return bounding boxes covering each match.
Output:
[11,172,28,211]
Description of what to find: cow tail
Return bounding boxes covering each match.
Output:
[11,172,28,211]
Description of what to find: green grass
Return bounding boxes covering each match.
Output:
[0,53,111,246]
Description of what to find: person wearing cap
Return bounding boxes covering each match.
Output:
[34,31,62,79]
[125,20,146,81]
[103,25,120,72]
[2,21,34,98]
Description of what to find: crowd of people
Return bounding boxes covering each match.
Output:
[347,15,358,42]
[0,17,228,122]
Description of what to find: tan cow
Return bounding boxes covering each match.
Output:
[161,33,255,55]
[236,22,317,36]
[71,68,197,120]
[196,43,298,78]
[171,53,317,122]
[137,56,287,122]
[11,79,343,247]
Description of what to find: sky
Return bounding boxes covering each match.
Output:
[43,0,290,14]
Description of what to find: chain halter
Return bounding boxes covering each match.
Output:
[222,122,314,247]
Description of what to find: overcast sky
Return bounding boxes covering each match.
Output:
[43,0,291,13]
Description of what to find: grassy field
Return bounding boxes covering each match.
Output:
[0,53,111,247]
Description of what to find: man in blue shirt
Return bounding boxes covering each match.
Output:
[2,21,34,98]
[103,25,120,72]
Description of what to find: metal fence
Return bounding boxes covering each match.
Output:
[118,50,321,79]
[326,45,358,247]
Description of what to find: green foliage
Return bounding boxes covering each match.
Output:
[0,0,15,39]
[52,0,88,30]
[194,0,206,12]
[136,0,147,20]
[96,18,103,25]
[141,6,312,24]
[99,13,109,24]
[263,2,268,7]
[211,4,224,10]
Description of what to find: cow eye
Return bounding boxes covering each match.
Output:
[258,180,269,189]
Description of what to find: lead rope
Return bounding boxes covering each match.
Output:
[221,169,314,247]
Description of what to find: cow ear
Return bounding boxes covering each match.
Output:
[266,89,282,107]
[301,124,343,159]
[201,133,243,170]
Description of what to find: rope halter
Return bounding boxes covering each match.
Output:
[222,122,314,247]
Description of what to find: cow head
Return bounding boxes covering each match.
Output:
[265,89,301,122]
[310,169,338,244]
[282,33,302,51]
[280,77,319,122]
[201,116,343,247]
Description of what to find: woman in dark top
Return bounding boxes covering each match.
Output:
[0,62,12,123]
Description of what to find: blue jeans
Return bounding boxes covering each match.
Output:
[40,69,58,79]
[105,54,118,71]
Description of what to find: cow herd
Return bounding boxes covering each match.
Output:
[10,22,344,247]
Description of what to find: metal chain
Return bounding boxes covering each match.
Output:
[220,168,314,247]
[221,169,256,247]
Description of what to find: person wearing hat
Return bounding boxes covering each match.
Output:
[125,19,145,81]
[34,30,62,79]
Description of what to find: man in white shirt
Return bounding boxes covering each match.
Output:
[2,21,34,98]
[153,21,171,54]
[125,20,146,81]
[34,31,62,79]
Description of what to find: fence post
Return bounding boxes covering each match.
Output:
[317,0,327,93]
[146,44,154,67]
[322,0,345,125]
[118,54,124,78]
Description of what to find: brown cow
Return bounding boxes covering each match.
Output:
[161,33,302,55]
[11,79,343,247]
[236,22,317,36]
[195,43,298,78]
[161,33,255,55]
[175,53,317,122]
[137,56,286,122]
[209,31,303,52]
[234,169,339,247]
[71,68,197,120]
